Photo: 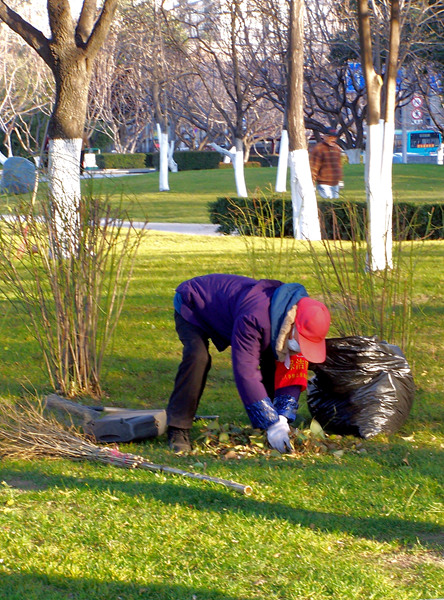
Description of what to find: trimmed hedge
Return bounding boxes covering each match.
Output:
[248,155,280,167]
[96,151,266,170]
[208,196,444,240]
[95,153,147,169]
[219,161,262,169]
[146,151,221,171]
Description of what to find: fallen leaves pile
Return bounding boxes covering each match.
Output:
[194,418,367,459]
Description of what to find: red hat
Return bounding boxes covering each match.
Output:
[295,297,331,363]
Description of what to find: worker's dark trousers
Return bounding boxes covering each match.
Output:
[167,312,212,429]
[167,312,276,430]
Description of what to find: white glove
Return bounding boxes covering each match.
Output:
[267,415,293,453]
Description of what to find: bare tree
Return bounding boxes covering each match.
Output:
[357,0,401,271]
[0,0,118,255]
[169,59,281,161]
[287,0,321,240]
[173,0,272,197]
[87,26,154,154]
[169,70,232,150]
[0,25,52,158]
[244,0,289,190]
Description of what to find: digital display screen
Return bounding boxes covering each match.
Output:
[409,132,440,149]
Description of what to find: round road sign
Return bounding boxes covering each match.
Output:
[411,108,423,120]
[412,96,423,108]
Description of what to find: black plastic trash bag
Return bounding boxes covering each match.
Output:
[306,336,415,438]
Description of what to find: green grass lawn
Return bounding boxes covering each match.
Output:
[90,163,443,222]
[0,226,443,600]
[2,163,442,222]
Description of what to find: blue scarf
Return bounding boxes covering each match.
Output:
[270,283,308,358]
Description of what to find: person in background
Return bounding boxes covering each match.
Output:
[309,127,343,199]
[166,274,331,453]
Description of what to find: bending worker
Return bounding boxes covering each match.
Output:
[166,274,331,453]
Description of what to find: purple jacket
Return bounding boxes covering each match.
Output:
[175,274,303,422]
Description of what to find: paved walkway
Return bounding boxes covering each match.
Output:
[85,170,223,235]
[2,169,223,236]
[81,168,154,179]
[140,222,221,235]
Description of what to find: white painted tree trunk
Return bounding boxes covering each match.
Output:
[275,129,289,192]
[233,146,248,198]
[344,148,362,164]
[289,149,321,240]
[47,138,82,258]
[366,121,393,270]
[0,151,8,164]
[168,140,178,172]
[209,141,248,198]
[223,146,235,164]
[157,123,169,192]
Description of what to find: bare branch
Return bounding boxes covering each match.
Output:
[85,0,119,59]
[0,1,50,62]
[76,0,98,44]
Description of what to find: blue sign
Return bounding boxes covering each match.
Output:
[347,63,408,94]
[346,62,365,93]
[430,75,443,93]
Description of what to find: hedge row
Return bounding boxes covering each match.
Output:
[208,197,444,240]
[219,161,262,169]
[95,151,280,170]
[95,153,147,169]
[145,151,221,171]
[247,155,280,167]
[93,151,278,170]
[95,151,222,170]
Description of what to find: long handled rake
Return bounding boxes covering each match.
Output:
[0,399,252,495]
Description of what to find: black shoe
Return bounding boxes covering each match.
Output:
[167,426,191,453]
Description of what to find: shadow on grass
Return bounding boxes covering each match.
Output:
[0,572,252,600]
[2,456,442,551]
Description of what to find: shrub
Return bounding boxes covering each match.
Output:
[218,161,262,169]
[247,155,279,167]
[95,153,147,169]
[148,151,221,171]
[208,196,444,239]
[145,152,155,168]
[0,195,146,398]
[175,151,221,170]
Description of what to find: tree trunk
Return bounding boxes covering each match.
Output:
[287,0,321,240]
[48,138,82,257]
[157,122,170,192]
[48,65,91,252]
[209,139,248,198]
[358,0,399,270]
[233,137,248,198]
[345,148,362,164]
[275,129,289,192]
[0,0,118,255]
[289,150,320,240]
[168,140,178,173]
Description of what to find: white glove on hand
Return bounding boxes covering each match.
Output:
[267,415,293,453]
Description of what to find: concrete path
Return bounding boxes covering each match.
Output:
[81,168,154,179]
[82,170,223,235]
[2,168,223,236]
[141,222,221,235]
